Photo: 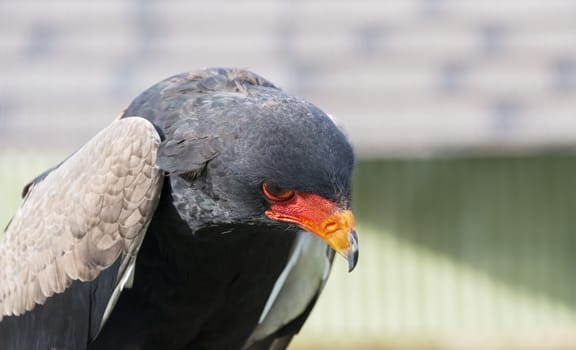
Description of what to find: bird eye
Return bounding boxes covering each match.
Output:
[262,181,295,202]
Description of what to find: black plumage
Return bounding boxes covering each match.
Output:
[0,68,358,349]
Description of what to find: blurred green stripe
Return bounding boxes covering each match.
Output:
[2,153,576,344]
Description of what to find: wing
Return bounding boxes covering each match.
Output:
[244,231,335,350]
[0,117,163,349]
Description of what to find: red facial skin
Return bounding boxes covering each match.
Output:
[263,187,356,261]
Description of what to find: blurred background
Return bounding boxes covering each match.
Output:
[1,0,576,349]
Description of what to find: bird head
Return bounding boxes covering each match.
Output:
[124,68,359,271]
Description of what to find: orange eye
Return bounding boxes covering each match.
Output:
[262,181,295,202]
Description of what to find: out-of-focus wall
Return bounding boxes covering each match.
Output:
[1,0,576,156]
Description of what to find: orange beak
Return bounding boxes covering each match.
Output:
[265,192,359,272]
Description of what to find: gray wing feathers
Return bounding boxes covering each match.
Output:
[0,117,163,320]
[244,232,334,348]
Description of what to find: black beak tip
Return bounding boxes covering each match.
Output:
[347,250,358,272]
[347,231,359,272]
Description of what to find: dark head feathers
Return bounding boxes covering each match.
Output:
[124,68,354,221]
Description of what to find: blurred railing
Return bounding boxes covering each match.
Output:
[1,0,576,155]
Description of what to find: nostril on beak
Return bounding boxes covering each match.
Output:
[324,221,338,234]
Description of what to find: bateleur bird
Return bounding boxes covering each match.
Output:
[0,68,358,350]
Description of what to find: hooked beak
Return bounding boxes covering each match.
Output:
[265,192,359,272]
[346,231,359,272]
[315,209,359,272]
